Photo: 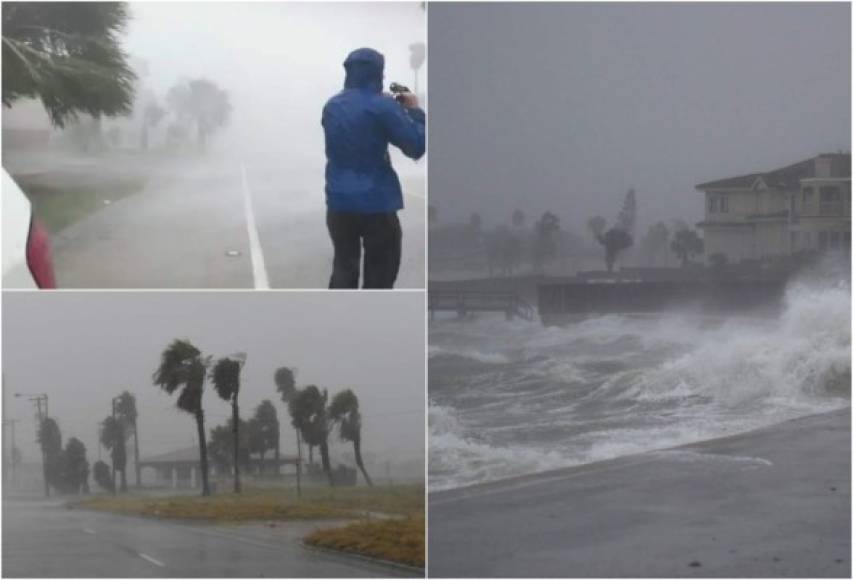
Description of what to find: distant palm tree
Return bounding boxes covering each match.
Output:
[37,417,62,497]
[166,78,231,150]
[92,460,114,493]
[254,400,280,477]
[100,415,127,492]
[288,385,333,486]
[152,339,211,496]
[208,418,249,477]
[62,437,90,495]
[115,391,141,487]
[210,356,243,493]
[329,389,372,486]
[275,366,302,496]
[670,228,705,267]
[140,101,166,150]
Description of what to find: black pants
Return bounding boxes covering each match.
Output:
[327,210,402,289]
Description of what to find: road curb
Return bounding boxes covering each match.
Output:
[300,540,424,577]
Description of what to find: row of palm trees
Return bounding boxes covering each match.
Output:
[153,338,372,497]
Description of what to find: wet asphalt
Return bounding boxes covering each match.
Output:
[23,154,424,290]
[2,495,416,578]
[428,408,851,578]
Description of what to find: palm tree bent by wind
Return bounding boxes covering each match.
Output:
[210,355,244,493]
[152,339,212,496]
[275,366,302,497]
[115,391,140,487]
[329,389,373,486]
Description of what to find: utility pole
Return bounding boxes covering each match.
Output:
[16,393,49,497]
[111,396,119,496]
[3,419,19,488]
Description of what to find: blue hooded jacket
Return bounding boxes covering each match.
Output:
[322,48,426,213]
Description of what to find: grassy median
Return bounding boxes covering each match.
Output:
[15,173,148,235]
[305,515,425,569]
[78,483,423,523]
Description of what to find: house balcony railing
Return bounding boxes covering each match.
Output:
[819,201,845,216]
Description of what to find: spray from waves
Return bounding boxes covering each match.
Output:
[428,344,511,364]
[429,403,566,490]
[625,279,851,408]
[429,277,850,491]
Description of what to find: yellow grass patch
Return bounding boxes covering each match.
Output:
[305,515,425,568]
[77,483,423,523]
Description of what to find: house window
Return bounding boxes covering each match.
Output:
[790,231,798,251]
[820,186,842,215]
[803,231,812,249]
[719,194,729,213]
[803,186,813,200]
[819,231,829,250]
[708,196,717,213]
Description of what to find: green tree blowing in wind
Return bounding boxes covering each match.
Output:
[329,389,372,486]
[210,356,244,493]
[100,415,127,492]
[275,366,303,496]
[115,391,140,488]
[152,339,211,497]
[2,2,136,127]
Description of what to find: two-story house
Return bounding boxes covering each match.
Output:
[695,153,850,263]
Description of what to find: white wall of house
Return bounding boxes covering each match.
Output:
[699,174,850,264]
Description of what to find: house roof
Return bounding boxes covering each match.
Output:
[696,153,851,190]
[140,446,201,465]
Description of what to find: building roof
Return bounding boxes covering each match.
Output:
[696,153,851,190]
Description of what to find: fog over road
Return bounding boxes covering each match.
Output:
[43,155,424,289]
[2,496,413,578]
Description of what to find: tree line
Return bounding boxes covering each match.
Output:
[28,338,374,498]
[153,339,372,497]
[429,188,706,276]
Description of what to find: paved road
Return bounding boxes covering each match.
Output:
[429,409,851,578]
[12,152,424,289]
[2,496,418,578]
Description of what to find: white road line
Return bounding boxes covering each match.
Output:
[240,162,270,290]
[138,553,166,568]
[83,528,96,535]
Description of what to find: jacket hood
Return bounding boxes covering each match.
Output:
[343,47,384,93]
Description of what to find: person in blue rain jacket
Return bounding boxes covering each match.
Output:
[322,47,426,289]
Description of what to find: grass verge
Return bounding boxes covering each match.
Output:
[305,515,425,569]
[14,173,148,235]
[77,483,423,523]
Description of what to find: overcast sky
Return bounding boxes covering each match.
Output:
[3,291,424,471]
[124,1,425,175]
[429,2,851,233]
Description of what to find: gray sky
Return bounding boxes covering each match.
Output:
[124,1,426,175]
[428,2,851,233]
[3,291,424,470]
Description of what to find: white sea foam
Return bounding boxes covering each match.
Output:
[429,278,851,490]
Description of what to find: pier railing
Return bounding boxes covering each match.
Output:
[428,290,536,321]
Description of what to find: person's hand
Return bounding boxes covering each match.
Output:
[396,92,419,109]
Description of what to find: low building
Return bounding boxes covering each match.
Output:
[139,446,300,489]
[695,153,851,263]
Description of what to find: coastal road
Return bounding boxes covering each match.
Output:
[9,153,424,289]
[2,496,416,578]
[429,409,851,578]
